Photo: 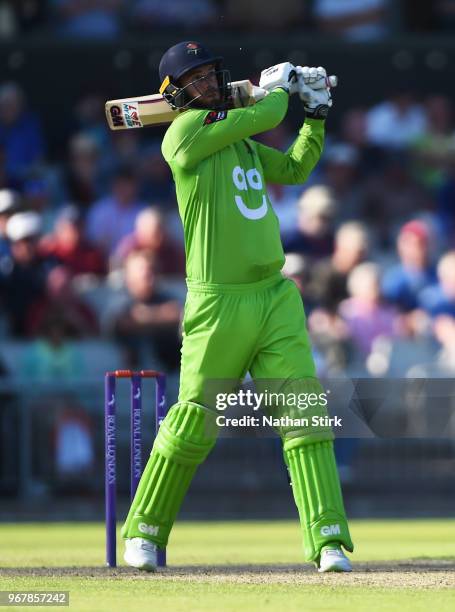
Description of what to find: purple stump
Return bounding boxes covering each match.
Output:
[105,373,117,567]
[155,373,167,568]
[130,375,142,500]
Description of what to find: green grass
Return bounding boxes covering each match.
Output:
[0,520,454,611]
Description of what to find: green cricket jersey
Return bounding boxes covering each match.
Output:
[162,89,324,284]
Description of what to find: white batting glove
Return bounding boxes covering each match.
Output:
[298,76,333,120]
[259,62,297,93]
[301,66,328,89]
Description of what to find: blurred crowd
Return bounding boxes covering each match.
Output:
[0,1,455,39]
[1,78,455,382]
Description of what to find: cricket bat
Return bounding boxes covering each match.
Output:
[105,75,338,131]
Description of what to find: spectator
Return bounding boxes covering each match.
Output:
[437,149,455,245]
[339,108,385,175]
[433,315,455,373]
[282,185,336,259]
[114,207,184,276]
[0,211,55,336]
[70,92,110,150]
[419,251,455,318]
[382,220,436,312]
[52,0,123,39]
[362,153,432,245]
[0,189,21,257]
[21,311,86,381]
[62,133,104,211]
[320,143,362,222]
[138,143,174,204]
[307,221,369,312]
[282,253,311,297]
[86,165,146,255]
[39,205,107,277]
[106,250,182,371]
[313,0,388,40]
[366,92,427,149]
[130,0,217,28]
[0,146,9,190]
[26,265,99,337]
[22,176,57,232]
[339,262,396,356]
[0,83,45,184]
[224,0,305,29]
[412,95,454,191]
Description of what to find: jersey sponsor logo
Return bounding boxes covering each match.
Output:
[320,524,341,537]
[122,102,142,128]
[203,110,228,125]
[232,166,268,220]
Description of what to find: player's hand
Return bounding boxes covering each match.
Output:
[300,66,328,89]
[297,67,333,120]
[259,62,297,93]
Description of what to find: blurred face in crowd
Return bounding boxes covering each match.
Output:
[113,175,138,206]
[179,63,221,107]
[397,229,428,269]
[11,237,38,264]
[348,263,381,304]
[0,84,24,126]
[69,134,99,180]
[433,315,455,351]
[46,266,73,300]
[298,208,333,237]
[0,212,12,236]
[437,252,455,299]
[334,222,368,273]
[125,252,156,301]
[135,209,164,250]
[56,219,81,249]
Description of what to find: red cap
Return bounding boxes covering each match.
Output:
[399,220,429,243]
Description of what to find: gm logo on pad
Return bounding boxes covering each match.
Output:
[320,524,341,536]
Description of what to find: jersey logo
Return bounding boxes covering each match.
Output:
[203,110,228,125]
[232,166,268,220]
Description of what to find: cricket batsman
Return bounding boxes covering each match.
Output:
[121,41,353,572]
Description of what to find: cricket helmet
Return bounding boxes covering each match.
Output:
[159,41,230,111]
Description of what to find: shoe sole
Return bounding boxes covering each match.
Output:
[124,553,157,572]
[318,564,352,573]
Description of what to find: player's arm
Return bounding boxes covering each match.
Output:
[168,89,289,169]
[255,69,333,185]
[254,118,325,185]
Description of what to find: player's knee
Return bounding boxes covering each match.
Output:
[154,401,218,466]
[263,378,334,444]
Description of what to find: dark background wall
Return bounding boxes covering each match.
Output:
[1,36,455,157]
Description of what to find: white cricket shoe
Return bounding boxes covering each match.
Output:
[124,537,158,571]
[318,546,352,573]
